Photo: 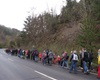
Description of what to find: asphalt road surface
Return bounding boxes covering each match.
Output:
[0,49,98,80]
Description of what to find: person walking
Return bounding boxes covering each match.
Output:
[48,50,54,66]
[79,50,83,69]
[62,52,69,69]
[82,49,89,74]
[88,52,93,70]
[57,55,61,65]
[69,50,78,74]
[42,50,47,65]
[39,52,42,61]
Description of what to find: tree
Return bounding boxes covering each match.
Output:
[77,17,99,52]
[9,41,16,48]
[91,0,100,23]
[60,0,82,24]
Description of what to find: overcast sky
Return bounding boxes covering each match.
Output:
[0,0,80,31]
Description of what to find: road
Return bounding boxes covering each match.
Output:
[0,49,98,80]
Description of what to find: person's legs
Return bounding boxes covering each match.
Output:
[60,60,63,66]
[83,61,88,73]
[69,61,74,73]
[83,61,86,73]
[49,58,52,65]
[88,60,91,70]
[47,57,49,64]
[74,61,77,73]
[80,59,83,67]
[58,61,60,65]
[65,60,69,68]
[62,60,65,68]
[43,58,46,65]
[35,56,38,62]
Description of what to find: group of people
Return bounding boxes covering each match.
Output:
[69,48,93,74]
[5,48,94,74]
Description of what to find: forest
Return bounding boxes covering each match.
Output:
[0,25,20,48]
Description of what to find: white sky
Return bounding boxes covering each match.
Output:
[0,0,80,31]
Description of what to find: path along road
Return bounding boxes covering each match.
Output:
[0,49,98,80]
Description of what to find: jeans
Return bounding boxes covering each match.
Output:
[83,61,88,73]
[35,56,38,62]
[62,60,69,68]
[42,57,46,65]
[49,58,52,65]
[69,60,77,73]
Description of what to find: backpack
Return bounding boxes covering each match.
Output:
[64,54,69,60]
[88,52,93,60]
[83,52,89,62]
[73,53,78,61]
[49,52,54,59]
[43,53,46,58]
[35,51,39,56]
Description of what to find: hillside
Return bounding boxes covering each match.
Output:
[38,22,81,53]
[0,25,20,48]
[18,0,100,54]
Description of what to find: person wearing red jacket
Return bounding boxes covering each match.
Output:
[57,55,61,65]
[39,52,42,61]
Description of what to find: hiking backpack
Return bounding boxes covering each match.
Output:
[73,53,78,61]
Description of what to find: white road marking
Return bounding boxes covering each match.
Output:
[34,70,57,80]
[8,58,14,62]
